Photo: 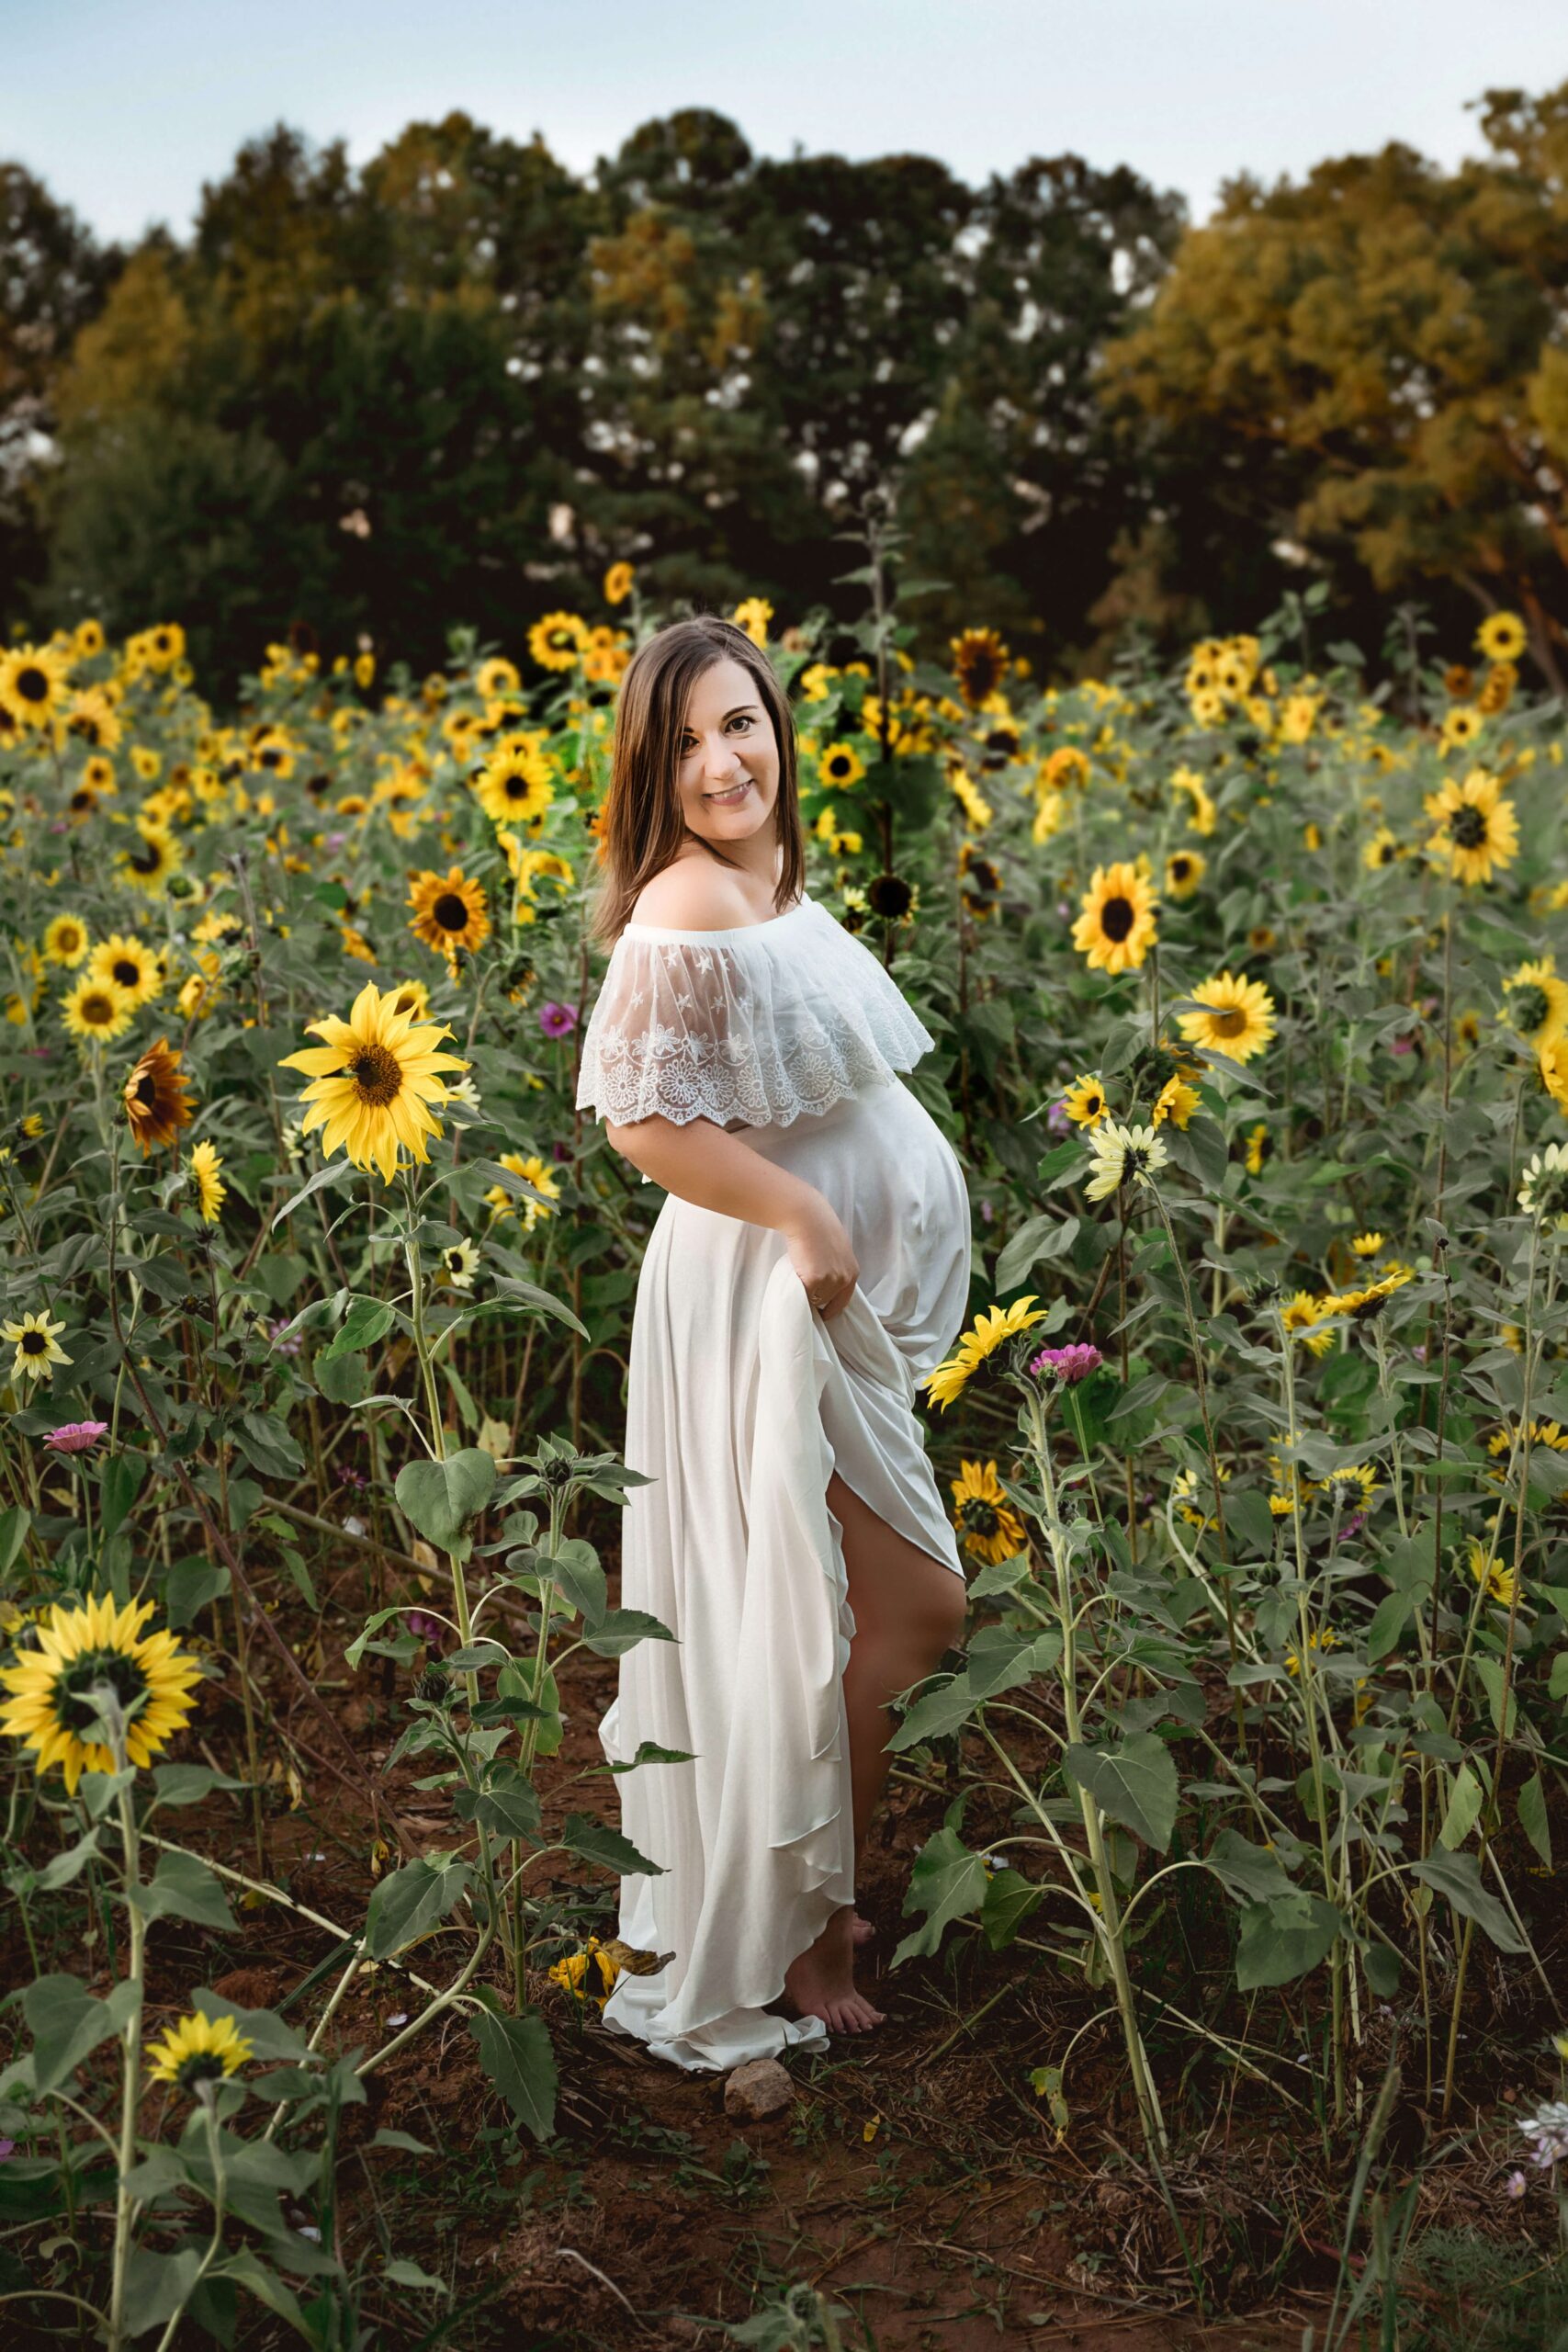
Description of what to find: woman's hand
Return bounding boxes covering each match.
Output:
[783,1199,859,1321]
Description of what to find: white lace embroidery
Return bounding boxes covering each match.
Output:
[575,902,937,1129]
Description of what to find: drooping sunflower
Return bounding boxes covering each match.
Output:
[1163,849,1206,900]
[1317,1268,1414,1325]
[62,974,136,1043]
[1280,1292,1334,1357]
[42,914,91,968]
[118,819,183,895]
[1062,1074,1109,1129]
[90,932,162,1008]
[1072,862,1159,977]
[144,2010,253,2096]
[1423,768,1517,888]
[921,1296,1050,1413]
[527,612,592,672]
[0,642,70,729]
[1464,1534,1518,1609]
[1170,765,1217,835]
[0,1591,202,1795]
[950,628,1010,709]
[472,737,555,830]
[387,978,432,1024]
[123,1038,195,1154]
[407,867,491,962]
[189,1140,226,1223]
[1503,956,1568,1049]
[1475,610,1528,664]
[1152,1074,1201,1129]
[1172,1462,1230,1531]
[2,1308,71,1384]
[278,978,468,1185]
[1176,971,1277,1065]
[1083,1121,1169,1202]
[1518,1142,1568,1225]
[950,1459,1026,1565]
[1244,1123,1272,1175]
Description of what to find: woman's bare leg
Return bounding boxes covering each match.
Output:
[783,1470,968,2033]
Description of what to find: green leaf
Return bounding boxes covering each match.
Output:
[546,1537,606,1628]
[1235,1894,1342,1990]
[130,1849,237,1930]
[980,1866,1044,1951]
[318,1295,397,1365]
[164,1555,230,1630]
[1438,1762,1484,1851]
[395,1449,496,1557]
[1518,1770,1552,1868]
[25,1974,140,2096]
[559,1811,662,1876]
[362,1856,472,1960]
[1203,1828,1296,1906]
[151,1763,249,1809]
[453,1767,542,1843]
[0,1505,30,1578]
[581,1606,676,1657]
[1410,1849,1526,1952]
[468,2007,558,2141]
[385,2257,449,2295]
[1367,1589,1416,1662]
[38,1830,102,1892]
[120,2246,206,2335]
[891,1824,990,1963]
[99,1453,145,1538]
[1064,1733,1179,1852]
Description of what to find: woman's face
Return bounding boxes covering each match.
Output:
[674,657,780,849]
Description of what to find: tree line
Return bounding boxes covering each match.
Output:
[3,81,1566,689]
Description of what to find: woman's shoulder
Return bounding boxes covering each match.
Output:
[626,858,786,934]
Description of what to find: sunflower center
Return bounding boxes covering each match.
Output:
[350,1044,405,1105]
[129,841,161,874]
[1211,1006,1248,1037]
[1125,1146,1150,1176]
[960,1500,1001,1536]
[1449,806,1488,849]
[82,992,117,1025]
[1100,896,1134,942]
[19,1329,49,1356]
[1171,859,1191,883]
[17,666,48,703]
[133,1074,158,1107]
[53,1648,148,1735]
[434,893,469,932]
[113,959,140,988]
[504,775,528,799]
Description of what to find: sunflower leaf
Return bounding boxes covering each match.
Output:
[24,1973,141,2095]
[394,1450,496,1556]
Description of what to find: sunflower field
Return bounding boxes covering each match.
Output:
[3,565,1568,2346]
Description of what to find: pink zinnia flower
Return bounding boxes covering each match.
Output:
[43,1421,108,1454]
[1029,1342,1103,1385]
[539,1001,577,1038]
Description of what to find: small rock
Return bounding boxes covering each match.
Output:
[723,2057,795,2120]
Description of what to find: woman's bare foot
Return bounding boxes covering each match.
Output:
[783,1904,886,2034]
[849,1910,874,1946]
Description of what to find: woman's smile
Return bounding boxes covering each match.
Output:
[703,776,752,806]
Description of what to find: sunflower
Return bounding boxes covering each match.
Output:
[62,974,136,1042]
[90,932,162,1007]
[118,819,183,895]
[278,978,468,1185]
[0,1591,201,1795]
[1362,827,1402,871]
[145,2010,253,2097]
[408,867,491,962]
[1284,1628,1340,1678]
[527,612,591,672]
[1464,1535,1518,1610]
[1244,1122,1271,1175]
[1152,1074,1201,1128]
[439,1237,479,1289]
[1062,1074,1109,1129]
[1164,849,1206,899]
[1518,1142,1568,1225]
[2,1308,71,1384]
[1280,1291,1334,1357]
[474,655,522,702]
[1350,1231,1384,1257]
[818,741,866,791]
[1170,766,1217,835]
[122,1038,195,1154]
[189,1140,226,1223]
[1317,1268,1414,1325]
[604,561,635,606]
[1503,956,1568,1049]
[84,753,117,791]
[483,1150,561,1232]
[1423,769,1517,888]
[1072,862,1159,976]
[1172,1462,1231,1531]
[1083,1121,1169,1202]
[0,642,70,729]
[950,628,1010,708]
[1313,1463,1380,1515]
[1176,971,1277,1065]
[732,597,773,648]
[42,914,91,968]
[387,978,432,1023]
[922,1296,1050,1413]
[1476,610,1528,664]
[473,737,554,829]
[950,1458,1026,1564]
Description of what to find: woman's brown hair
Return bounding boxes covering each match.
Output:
[583,615,805,950]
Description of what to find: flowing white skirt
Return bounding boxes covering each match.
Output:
[595,1079,971,2072]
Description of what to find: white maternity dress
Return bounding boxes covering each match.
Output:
[574,892,972,2072]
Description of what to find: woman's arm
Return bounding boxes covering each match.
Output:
[604,1115,859,1313]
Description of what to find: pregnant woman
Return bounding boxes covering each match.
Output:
[574,614,973,2072]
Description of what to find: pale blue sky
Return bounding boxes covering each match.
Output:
[7,0,1567,244]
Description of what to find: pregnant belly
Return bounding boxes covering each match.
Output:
[739,1080,972,1375]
